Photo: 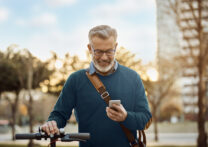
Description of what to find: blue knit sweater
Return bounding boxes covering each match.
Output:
[48,64,152,147]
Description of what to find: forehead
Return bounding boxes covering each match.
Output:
[91,36,116,49]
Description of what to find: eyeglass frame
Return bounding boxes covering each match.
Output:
[91,45,116,57]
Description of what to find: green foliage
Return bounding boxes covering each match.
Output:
[0,59,20,93]
[45,52,88,96]
[0,47,53,93]
[32,59,53,89]
[116,47,145,75]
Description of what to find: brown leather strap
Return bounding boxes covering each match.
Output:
[86,72,111,104]
[86,71,146,147]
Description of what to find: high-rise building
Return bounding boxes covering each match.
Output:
[156,0,208,120]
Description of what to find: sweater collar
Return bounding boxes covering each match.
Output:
[88,60,118,75]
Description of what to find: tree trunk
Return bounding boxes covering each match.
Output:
[11,91,19,141]
[11,105,16,141]
[28,94,34,147]
[197,64,207,147]
[197,58,207,147]
[152,106,158,142]
[27,52,34,147]
[197,0,207,146]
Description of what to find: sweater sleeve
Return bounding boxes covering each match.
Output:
[48,74,76,128]
[121,74,152,130]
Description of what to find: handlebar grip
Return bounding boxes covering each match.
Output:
[69,133,90,140]
[15,133,39,139]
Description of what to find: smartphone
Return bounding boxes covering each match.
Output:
[109,100,121,108]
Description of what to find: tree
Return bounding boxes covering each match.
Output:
[0,45,27,140]
[44,52,88,96]
[0,46,53,144]
[19,49,53,147]
[143,57,180,141]
[116,47,145,76]
[0,58,20,94]
[0,58,20,140]
[165,0,208,146]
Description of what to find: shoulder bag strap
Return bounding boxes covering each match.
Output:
[86,71,146,147]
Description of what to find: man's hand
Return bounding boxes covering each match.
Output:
[41,120,59,135]
[106,104,127,122]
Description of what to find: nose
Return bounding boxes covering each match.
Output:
[100,52,108,60]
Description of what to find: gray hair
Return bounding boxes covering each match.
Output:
[88,25,117,43]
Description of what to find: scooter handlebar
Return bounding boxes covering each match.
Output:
[15,133,41,139]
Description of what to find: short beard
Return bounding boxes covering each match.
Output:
[93,58,115,73]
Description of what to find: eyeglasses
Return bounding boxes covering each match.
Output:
[91,45,116,56]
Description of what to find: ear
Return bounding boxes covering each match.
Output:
[87,44,92,54]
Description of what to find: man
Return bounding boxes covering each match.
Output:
[41,25,152,147]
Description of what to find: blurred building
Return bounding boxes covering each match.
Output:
[156,0,182,58]
[156,0,208,120]
[156,0,183,122]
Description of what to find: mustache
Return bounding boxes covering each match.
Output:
[97,60,111,63]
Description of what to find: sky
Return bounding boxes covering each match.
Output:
[0,0,157,64]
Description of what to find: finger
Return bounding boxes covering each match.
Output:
[110,113,118,121]
[44,124,50,135]
[118,113,123,120]
[106,110,111,118]
[108,108,120,116]
[107,107,121,121]
[108,107,125,122]
[106,107,115,115]
[51,121,59,134]
[48,121,55,134]
[112,104,122,112]
[110,111,123,121]
[108,112,117,121]
[106,107,115,113]
[106,109,117,120]
[106,108,113,117]
[52,121,59,134]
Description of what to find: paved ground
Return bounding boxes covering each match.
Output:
[147,133,197,146]
[0,123,199,146]
[0,133,197,146]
